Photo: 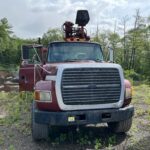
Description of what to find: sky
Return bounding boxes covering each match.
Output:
[0,0,149,38]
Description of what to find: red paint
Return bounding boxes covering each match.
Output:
[124,79,132,88]
[19,64,43,91]
[122,79,132,107]
[19,45,48,91]
[19,64,34,91]
[35,80,60,111]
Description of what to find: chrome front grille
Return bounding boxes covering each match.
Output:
[61,68,121,105]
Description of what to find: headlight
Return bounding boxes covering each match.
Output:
[34,91,52,102]
[125,88,132,99]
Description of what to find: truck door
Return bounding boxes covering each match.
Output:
[19,45,43,91]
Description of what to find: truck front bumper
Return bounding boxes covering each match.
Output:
[34,105,134,126]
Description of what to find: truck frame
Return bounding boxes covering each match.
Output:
[19,10,134,140]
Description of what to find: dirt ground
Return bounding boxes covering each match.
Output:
[0,72,150,150]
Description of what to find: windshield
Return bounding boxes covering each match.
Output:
[47,42,103,63]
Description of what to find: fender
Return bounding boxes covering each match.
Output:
[34,80,60,111]
[122,79,132,107]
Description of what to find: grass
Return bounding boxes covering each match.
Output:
[8,145,16,150]
[127,84,150,149]
[0,132,4,145]
[0,91,32,136]
[94,138,102,150]
[0,64,18,72]
[0,91,118,149]
[132,84,150,103]
[132,84,150,118]
[0,83,150,149]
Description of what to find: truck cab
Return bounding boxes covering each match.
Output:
[19,44,47,91]
[19,10,134,141]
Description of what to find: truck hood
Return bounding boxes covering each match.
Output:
[43,60,107,71]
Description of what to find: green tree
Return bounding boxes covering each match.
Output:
[42,28,63,46]
[0,18,13,63]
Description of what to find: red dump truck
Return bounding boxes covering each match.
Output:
[19,10,134,140]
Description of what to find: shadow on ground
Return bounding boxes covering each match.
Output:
[33,125,127,150]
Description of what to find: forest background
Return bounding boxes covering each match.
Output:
[0,9,149,83]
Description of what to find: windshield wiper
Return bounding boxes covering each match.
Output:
[64,59,103,62]
[64,59,81,62]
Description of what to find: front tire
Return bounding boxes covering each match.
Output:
[108,118,132,133]
[32,102,49,141]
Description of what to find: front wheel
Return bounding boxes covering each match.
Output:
[31,102,49,141]
[108,118,132,133]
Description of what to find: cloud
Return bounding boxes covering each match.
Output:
[0,0,149,38]
[27,0,128,29]
[28,0,59,12]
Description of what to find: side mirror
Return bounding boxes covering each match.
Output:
[22,45,29,60]
[109,47,114,62]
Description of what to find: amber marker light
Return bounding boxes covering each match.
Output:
[34,91,40,101]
